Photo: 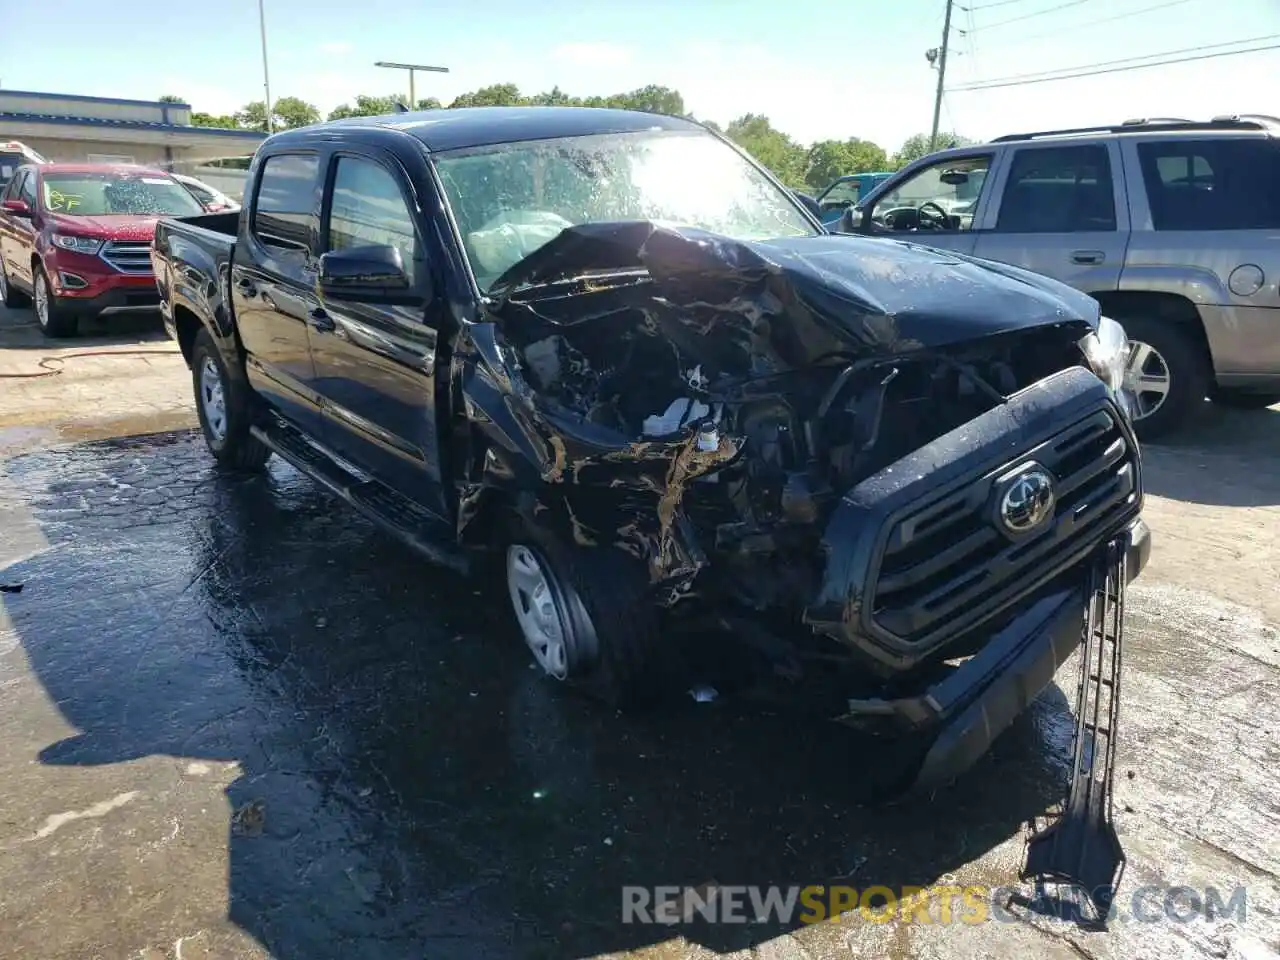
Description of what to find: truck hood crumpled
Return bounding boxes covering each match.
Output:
[487,219,1101,355]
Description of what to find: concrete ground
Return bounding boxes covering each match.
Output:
[0,303,1277,960]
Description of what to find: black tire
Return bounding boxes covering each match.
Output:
[1212,390,1280,411]
[33,267,78,338]
[1116,316,1210,442]
[191,327,271,471]
[504,518,670,708]
[0,262,30,308]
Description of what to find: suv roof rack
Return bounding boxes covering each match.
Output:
[991,116,1278,142]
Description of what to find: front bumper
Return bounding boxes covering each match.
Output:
[892,515,1150,791]
[45,250,159,316]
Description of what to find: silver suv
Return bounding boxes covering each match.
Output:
[839,116,1280,438]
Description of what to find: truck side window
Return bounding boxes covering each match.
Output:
[252,154,319,255]
[1138,139,1280,230]
[996,145,1115,233]
[324,157,419,286]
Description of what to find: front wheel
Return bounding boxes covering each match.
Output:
[1117,318,1210,441]
[34,268,78,338]
[191,328,271,471]
[504,523,670,707]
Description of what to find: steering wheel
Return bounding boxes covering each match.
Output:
[917,201,950,230]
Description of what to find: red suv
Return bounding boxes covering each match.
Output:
[0,162,205,337]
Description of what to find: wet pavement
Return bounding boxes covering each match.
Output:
[1,305,1279,959]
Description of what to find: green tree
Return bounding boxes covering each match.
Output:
[804,138,890,190]
[892,132,975,167]
[235,101,269,132]
[449,84,525,108]
[158,94,186,104]
[274,96,320,129]
[416,97,442,110]
[528,86,582,107]
[724,114,807,187]
[327,94,404,120]
[608,85,685,116]
[191,111,238,129]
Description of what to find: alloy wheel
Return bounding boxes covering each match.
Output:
[199,356,228,442]
[1123,340,1172,421]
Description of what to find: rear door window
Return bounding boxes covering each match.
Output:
[1138,139,1280,230]
[996,145,1116,233]
[252,154,319,255]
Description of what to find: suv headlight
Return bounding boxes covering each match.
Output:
[1079,316,1135,416]
[52,233,103,255]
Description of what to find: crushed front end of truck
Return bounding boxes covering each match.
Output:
[454,221,1149,916]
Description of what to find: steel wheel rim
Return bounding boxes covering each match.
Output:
[506,544,569,679]
[34,273,49,329]
[1123,339,1172,421]
[199,356,228,442]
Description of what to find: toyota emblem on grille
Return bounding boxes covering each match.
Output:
[998,466,1056,535]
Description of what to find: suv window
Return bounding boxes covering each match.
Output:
[870,155,990,232]
[1138,139,1280,230]
[324,157,419,286]
[19,171,36,207]
[252,154,319,254]
[996,145,1116,233]
[819,178,861,211]
[0,153,24,191]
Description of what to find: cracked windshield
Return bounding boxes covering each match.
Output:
[39,172,205,217]
[434,130,816,289]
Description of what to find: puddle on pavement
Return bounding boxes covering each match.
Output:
[0,428,1221,960]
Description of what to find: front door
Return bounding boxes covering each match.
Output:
[858,152,997,257]
[308,151,446,517]
[0,170,39,291]
[231,151,326,435]
[972,142,1130,293]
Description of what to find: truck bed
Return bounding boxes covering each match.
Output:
[152,211,242,354]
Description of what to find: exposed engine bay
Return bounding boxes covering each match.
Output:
[477,221,1095,617]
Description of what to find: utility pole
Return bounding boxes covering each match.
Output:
[928,0,955,152]
[258,0,273,133]
[374,61,450,110]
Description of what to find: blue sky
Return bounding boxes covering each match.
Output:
[1,0,1276,151]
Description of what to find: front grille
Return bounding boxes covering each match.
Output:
[870,406,1138,646]
[100,241,153,275]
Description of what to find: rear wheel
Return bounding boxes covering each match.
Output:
[504,521,669,707]
[1117,317,1210,441]
[34,268,78,338]
[0,262,30,308]
[192,328,271,471]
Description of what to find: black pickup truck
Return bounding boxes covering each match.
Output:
[153,107,1150,912]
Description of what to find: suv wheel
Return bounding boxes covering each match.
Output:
[34,268,78,338]
[0,263,30,308]
[192,328,271,471]
[1118,317,1209,441]
[504,522,669,707]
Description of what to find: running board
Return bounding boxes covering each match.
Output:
[1022,538,1126,922]
[251,419,469,575]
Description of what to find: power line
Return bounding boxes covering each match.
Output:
[995,0,1198,46]
[950,38,1280,90]
[970,0,1091,31]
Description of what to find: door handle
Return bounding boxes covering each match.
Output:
[308,308,335,332]
[236,276,257,297]
[1071,250,1105,265]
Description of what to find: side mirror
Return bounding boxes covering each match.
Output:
[792,191,823,222]
[2,198,31,217]
[318,243,418,302]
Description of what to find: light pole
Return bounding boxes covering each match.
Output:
[927,0,955,153]
[258,0,273,133]
[374,61,449,110]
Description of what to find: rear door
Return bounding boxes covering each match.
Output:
[0,170,39,291]
[231,151,327,436]
[858,151,998,256]
[972,142,1129,293]
[308,148,448,517]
